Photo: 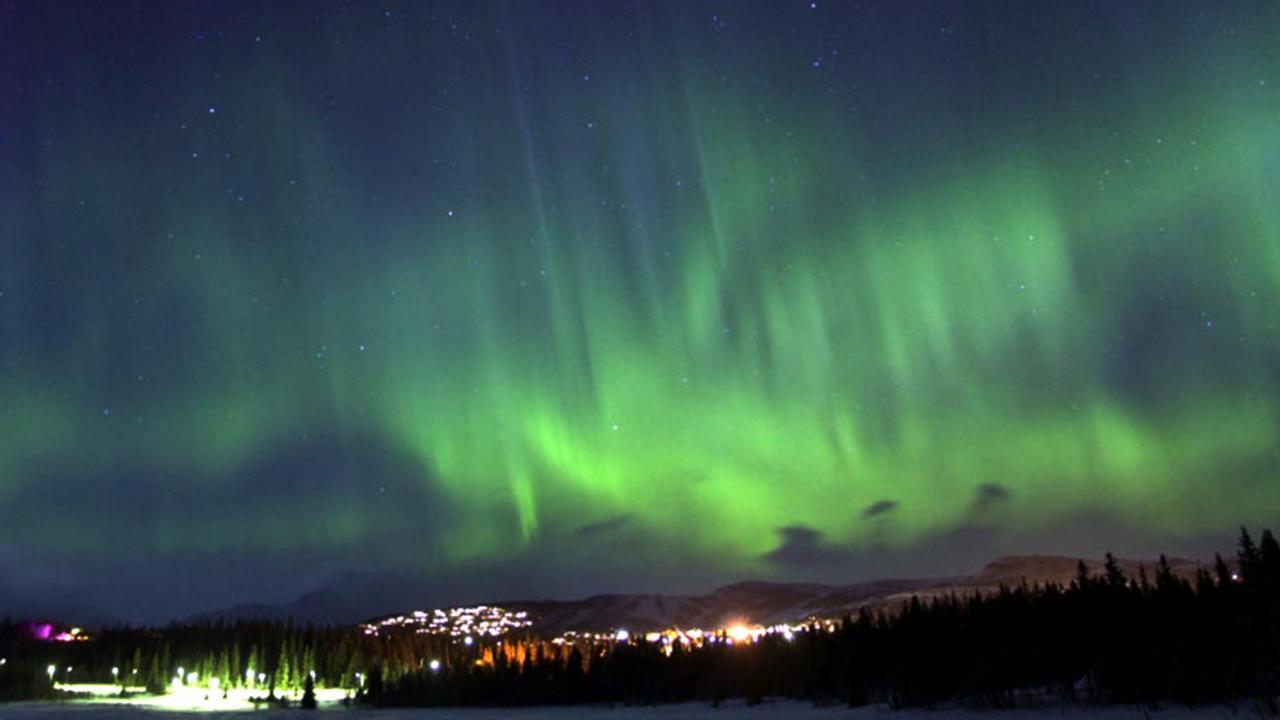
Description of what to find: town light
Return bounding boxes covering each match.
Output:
[615,629,630,642]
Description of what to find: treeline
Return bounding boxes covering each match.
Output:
[0,617,494,701]
[4,527,1280,709]
[367,528,1280,709]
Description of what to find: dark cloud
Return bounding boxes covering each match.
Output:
[762,526,854,569]
[973,483,1011,511]
[577,514,632,537]
[862,499,898,518]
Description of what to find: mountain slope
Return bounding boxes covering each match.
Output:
[191,554,1207,632]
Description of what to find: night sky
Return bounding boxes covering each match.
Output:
[2,1,1278,624]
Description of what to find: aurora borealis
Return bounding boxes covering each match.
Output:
[2,1,1279,622]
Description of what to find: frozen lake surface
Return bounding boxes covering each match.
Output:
[0,701,1257,720]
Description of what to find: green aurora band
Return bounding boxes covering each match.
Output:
[1,2,1278,613]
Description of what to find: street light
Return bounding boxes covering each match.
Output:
[47,665,56,682]
[112,666,119,681]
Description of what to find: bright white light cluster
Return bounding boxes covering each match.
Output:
[552,622,811,655]
[360,605,532,639]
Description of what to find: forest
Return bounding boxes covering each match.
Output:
[3,527,1280,710]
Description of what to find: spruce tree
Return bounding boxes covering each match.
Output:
[1259,530,1280,588]
[1239,527,1261,584]
[230,642,241,688]
[246,646,259,688]
[129,647,142,689]
[145,652,166,695]
[215,649,230,689]
[277,639,293,692]
[301,673,317,709]
[303,645,316,686]
[1104,552,1125,587]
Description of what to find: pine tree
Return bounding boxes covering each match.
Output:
[1075,560,1092,591]
[1155,554,1178,593]
[145,652,166,695]
[215,649,230,689]
[343,646,361,690]
[1214,553,1233,588]
[246,645,259,688]
[1239,527,1261,585]
[229,643,241,688]
[1259,530,1280,588]
[277,639,293,692]
[129,647,142,688]
[1104,552,1125,587]
[364,665,384,705]
[301,672,317,709]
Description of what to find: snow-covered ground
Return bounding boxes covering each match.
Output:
[0,700,1258,720]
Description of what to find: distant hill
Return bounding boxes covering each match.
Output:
[494,555,1205,634]
[187,588,375,626]
[189,554,1208,632]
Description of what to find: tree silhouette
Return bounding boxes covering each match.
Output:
[301,673,317,709]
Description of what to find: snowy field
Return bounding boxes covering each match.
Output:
[0,700,1262,720]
